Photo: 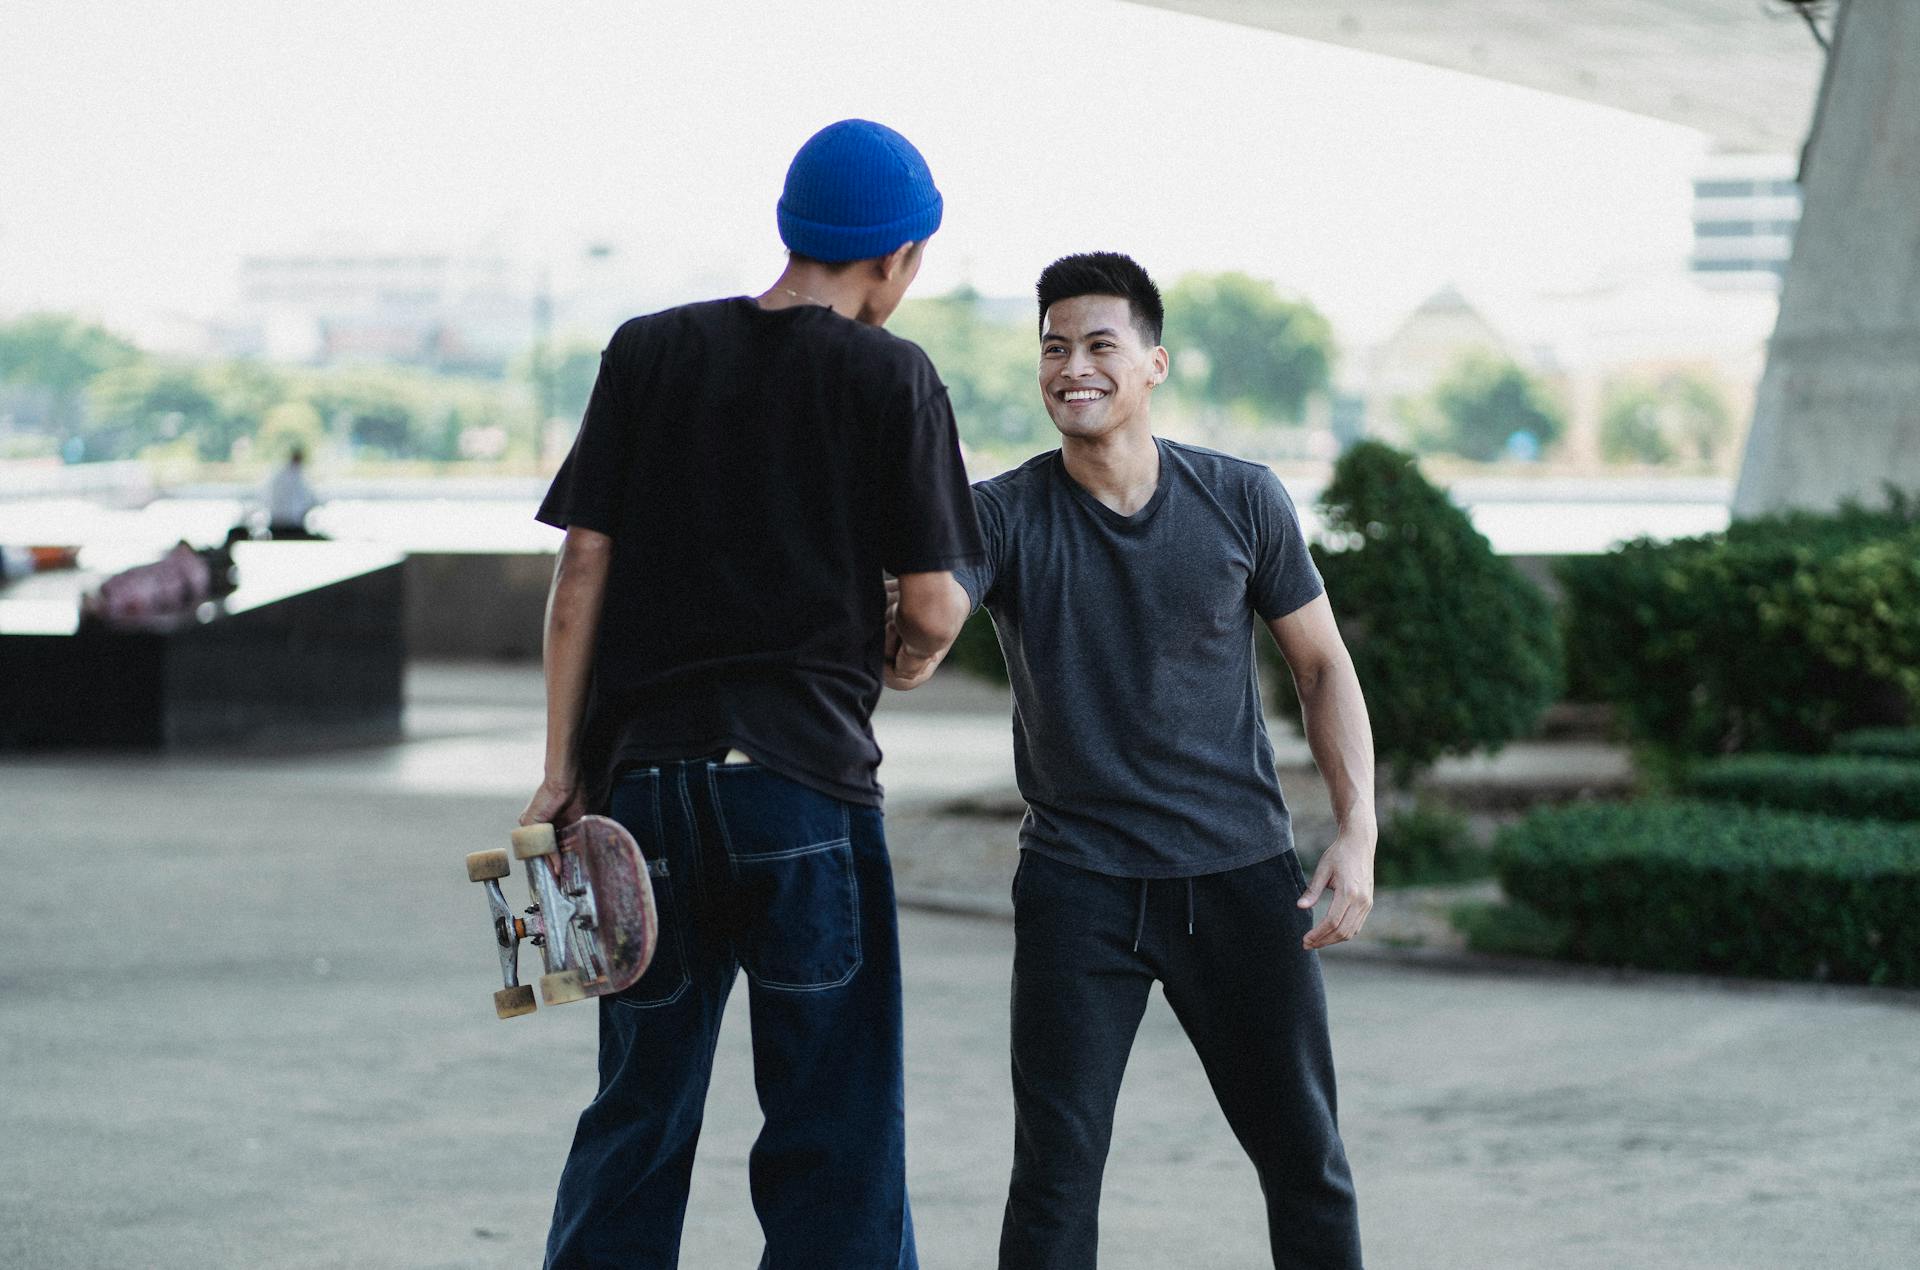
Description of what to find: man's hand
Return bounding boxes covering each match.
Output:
[882,572,965,690]
[520,772,583,830]
[883,581,943,687]
[885,640,943,690]
[1297,823,1375,950]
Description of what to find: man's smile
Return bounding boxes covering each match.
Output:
[1059,388,1108,403]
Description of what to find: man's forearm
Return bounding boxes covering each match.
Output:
[894,573,971,660]
[1297,656,1377,832]
[542,531,613,777]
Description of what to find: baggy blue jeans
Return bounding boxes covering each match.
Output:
[544,757,917,1270]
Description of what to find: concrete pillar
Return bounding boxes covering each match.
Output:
[1732,0,1920,518]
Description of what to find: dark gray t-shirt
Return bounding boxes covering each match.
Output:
[955,438,1324,878]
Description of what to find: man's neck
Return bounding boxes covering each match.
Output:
[1061,423,1160,516]
[757,264,863,321]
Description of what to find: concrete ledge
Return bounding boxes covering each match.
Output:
[403,551,553,660]
[0,545,404,750]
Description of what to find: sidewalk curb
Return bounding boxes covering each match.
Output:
[897,888,1920,1009]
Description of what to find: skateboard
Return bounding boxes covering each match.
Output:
[465,816,658,1019]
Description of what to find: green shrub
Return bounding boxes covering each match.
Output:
[1375,802,1491,887]
[1835,727,1920,761]
[1494,800,1920,985]
[945,608,1007,684]
[1683,754,1920,821]
[1272,442,1561,785]
[1556,495,1919,759]
[1450,899,1571,959]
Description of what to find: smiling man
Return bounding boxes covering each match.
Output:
[947,252,1374,1268]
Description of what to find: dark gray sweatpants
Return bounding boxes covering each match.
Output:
[999,848,1362,1270]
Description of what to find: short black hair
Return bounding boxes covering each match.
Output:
[1035,252,1164,346]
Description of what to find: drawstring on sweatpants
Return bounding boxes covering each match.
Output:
[1132,878,1200,952]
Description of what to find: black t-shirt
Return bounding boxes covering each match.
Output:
[536,297,983,808]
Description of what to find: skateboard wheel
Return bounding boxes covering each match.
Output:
[494,985,537,1019]
[541,970,588,1006]
[466,848,511,882]
[511,823,558,860]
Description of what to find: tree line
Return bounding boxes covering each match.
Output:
[0,313,547,466]
[0,283,1733,470]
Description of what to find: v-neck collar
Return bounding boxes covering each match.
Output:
[1055,437,1170,532]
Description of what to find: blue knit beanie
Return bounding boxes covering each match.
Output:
[777,120,943,263]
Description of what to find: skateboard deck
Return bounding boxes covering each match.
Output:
[465,816,658,1018]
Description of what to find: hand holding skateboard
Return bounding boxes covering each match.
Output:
[465,816,659,1018]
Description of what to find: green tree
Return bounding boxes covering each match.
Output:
[1272,441,1561,786]
[1163,273,1333,422]
[200,360,288,461]
[550,343,604,424]
[1423,353,1565,461]
[0,313,139,432]
[513,339,603,458]
[84,362,223,460]
[429,375,520,462]
[1668,375,1733,464]
[1599,382,1674,465]
[303,369,421,459]
[258,401,327,460]
[1600,372,1734,467]
[889,286,1050,451]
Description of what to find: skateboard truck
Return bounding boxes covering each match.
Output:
[465,818,657,1019]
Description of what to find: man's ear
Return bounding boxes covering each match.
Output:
[1150,345,1170,387]
[879,239,920,281]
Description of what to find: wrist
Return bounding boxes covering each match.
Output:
[1335,802,1377,836]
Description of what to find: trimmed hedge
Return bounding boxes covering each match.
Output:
[1556,496,1919,758]
[1450,899,1571,959]
[1684,754,1920,822]
[1835,727,1920,761]
[1495,800,1920,985]
[1375,802,1491,887]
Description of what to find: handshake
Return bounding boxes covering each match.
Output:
[882,573,971,692]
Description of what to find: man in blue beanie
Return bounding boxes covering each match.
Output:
[524,118,980,1269]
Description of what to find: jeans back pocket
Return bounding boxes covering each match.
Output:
[709,767,861,991]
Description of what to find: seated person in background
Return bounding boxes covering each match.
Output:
[265,446,322,539]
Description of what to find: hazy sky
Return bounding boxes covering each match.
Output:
[1,0,1713,348]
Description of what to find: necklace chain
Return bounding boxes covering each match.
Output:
[774,285,833,309]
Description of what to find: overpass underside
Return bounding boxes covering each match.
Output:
[1125,0,1919,516]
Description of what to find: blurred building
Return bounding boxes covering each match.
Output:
[1689,153,1801,289]
[236,249,531,372]
[1360,285,1511,446]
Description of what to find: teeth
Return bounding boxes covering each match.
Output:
[1063,389,1106,402]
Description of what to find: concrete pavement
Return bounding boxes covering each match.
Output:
[2,663,1915,1269]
